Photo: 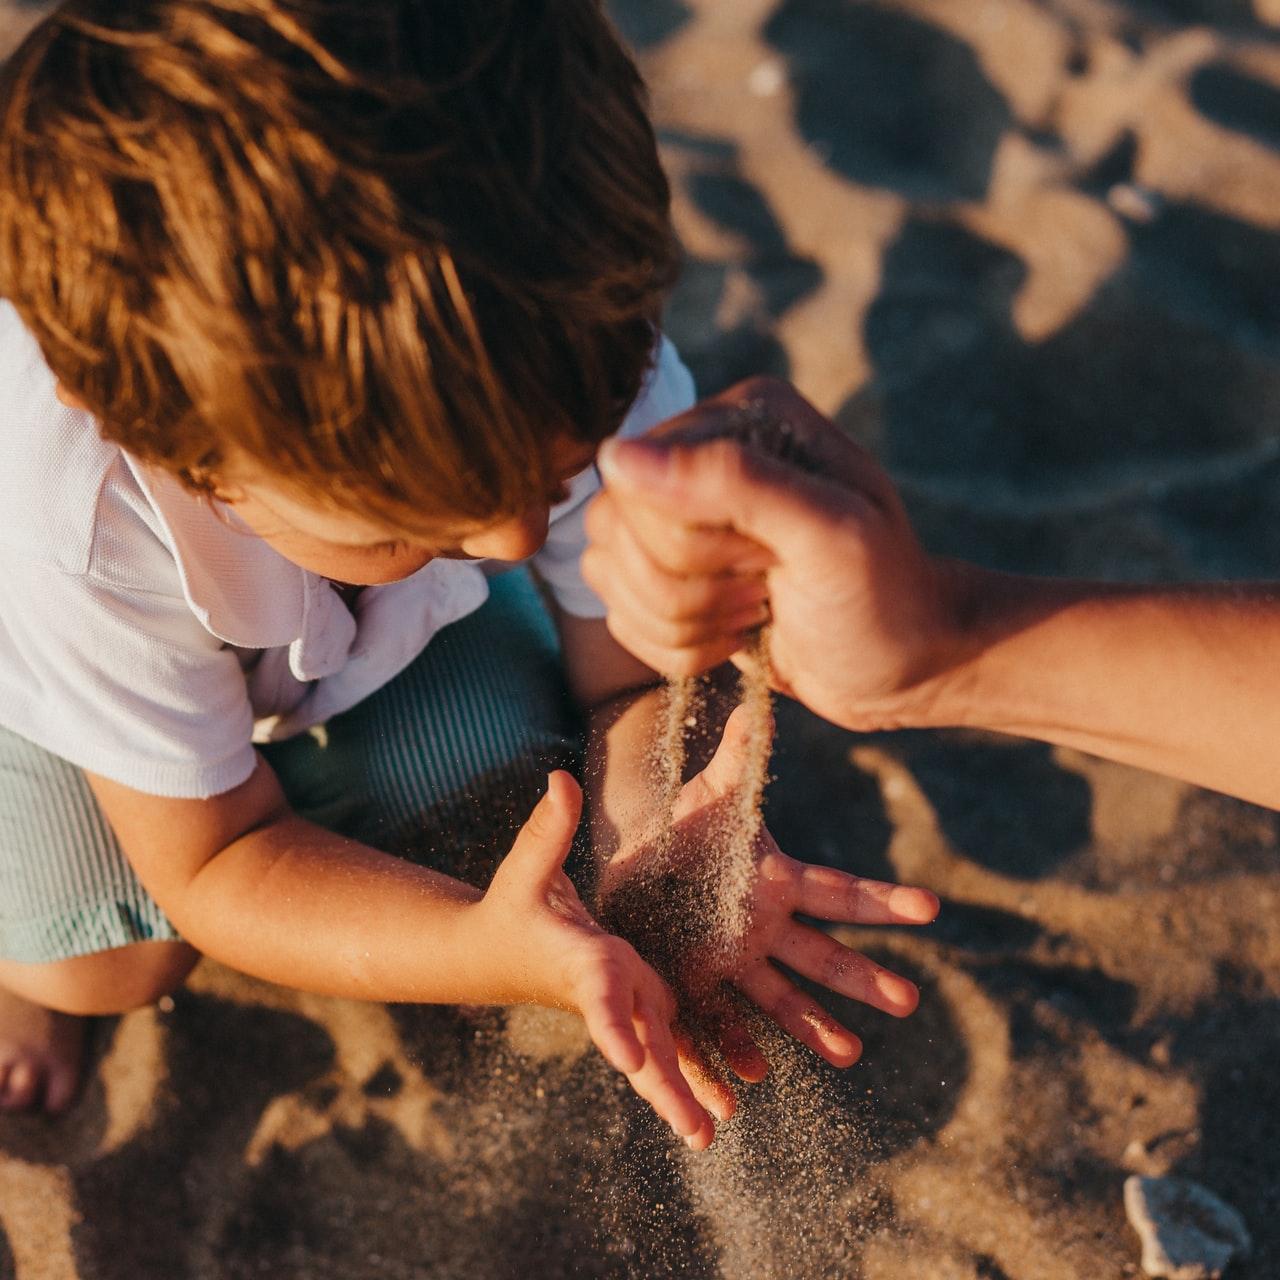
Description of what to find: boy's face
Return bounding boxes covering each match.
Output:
[55,381,599,585]
[219,434,599,586]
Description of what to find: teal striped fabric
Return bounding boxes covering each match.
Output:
[0,570,580,964]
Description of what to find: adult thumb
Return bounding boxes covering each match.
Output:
[501,770,584,891]
[598,433,867,566]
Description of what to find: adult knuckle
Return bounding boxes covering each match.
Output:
[659,520,701,564]
[669,585,721,624]
[656,615,705,647]
[704,438,749,486]
[665,649,707,679]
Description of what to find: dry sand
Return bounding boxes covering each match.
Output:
[4,1,1280,1276]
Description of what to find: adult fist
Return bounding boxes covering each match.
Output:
[582,378,967,733]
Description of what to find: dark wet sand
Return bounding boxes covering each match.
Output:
[3,2,1280,1276]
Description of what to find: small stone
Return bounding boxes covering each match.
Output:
[1124,1176,1251,1279]
[746,58,786,97]
[1108,183,1163,224]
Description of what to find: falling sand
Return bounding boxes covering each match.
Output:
[598,634,774,1052]
[593,633,890,1280]
[599,398,818,1045]
[586,401,908,1277]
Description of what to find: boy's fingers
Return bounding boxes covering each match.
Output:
[2,1062,37,1111]
[796,865,941,926]
[773,924,920,1017]
[716,1017,770,1084]
[672,1027,736,1123]
[735,962,863,1068]
[579,972,645,1074]
[627,996,714,1143]
[679,703,776,811]
[43,1062,78,1115]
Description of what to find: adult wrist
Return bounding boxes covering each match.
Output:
[850,557,996,734]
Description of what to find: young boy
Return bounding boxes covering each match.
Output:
[0,1,937,1146]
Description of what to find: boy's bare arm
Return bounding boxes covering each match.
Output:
[89,758,523,1003]
[84,758,719,1146]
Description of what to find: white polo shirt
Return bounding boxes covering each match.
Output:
[0,303,694,798]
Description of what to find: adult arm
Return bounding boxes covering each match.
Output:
[581,377,1280,810]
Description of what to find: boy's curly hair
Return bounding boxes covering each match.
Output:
[0,0,679,529]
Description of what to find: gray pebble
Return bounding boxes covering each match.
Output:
[1124,1175,1251,1280]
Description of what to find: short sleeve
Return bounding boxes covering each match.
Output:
[531,335,697,618]
[0,545,258,800]
[0,305,256,795]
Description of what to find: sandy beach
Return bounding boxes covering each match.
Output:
[3,1,1280,1276]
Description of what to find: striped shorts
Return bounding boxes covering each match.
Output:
[0,571,581,964]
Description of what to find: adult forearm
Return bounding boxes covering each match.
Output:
[922,566,1280,807]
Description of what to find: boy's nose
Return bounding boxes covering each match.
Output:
[458,506,550,562]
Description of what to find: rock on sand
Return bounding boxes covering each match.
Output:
[1124,1175,1251,1280]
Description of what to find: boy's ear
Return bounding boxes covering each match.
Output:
[184,466,243,504]
[54,382,89,412]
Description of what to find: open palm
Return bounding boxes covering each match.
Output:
[597,706,939,1079]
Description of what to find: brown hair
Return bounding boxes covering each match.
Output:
[0,0,678,529]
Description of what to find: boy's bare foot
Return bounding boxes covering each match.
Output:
[0,987,84,1114]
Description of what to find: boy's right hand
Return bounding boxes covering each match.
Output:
[472,771,724,1150]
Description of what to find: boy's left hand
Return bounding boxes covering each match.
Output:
[597,706,940,1079]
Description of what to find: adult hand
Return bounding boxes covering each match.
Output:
[582,377,969,733]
